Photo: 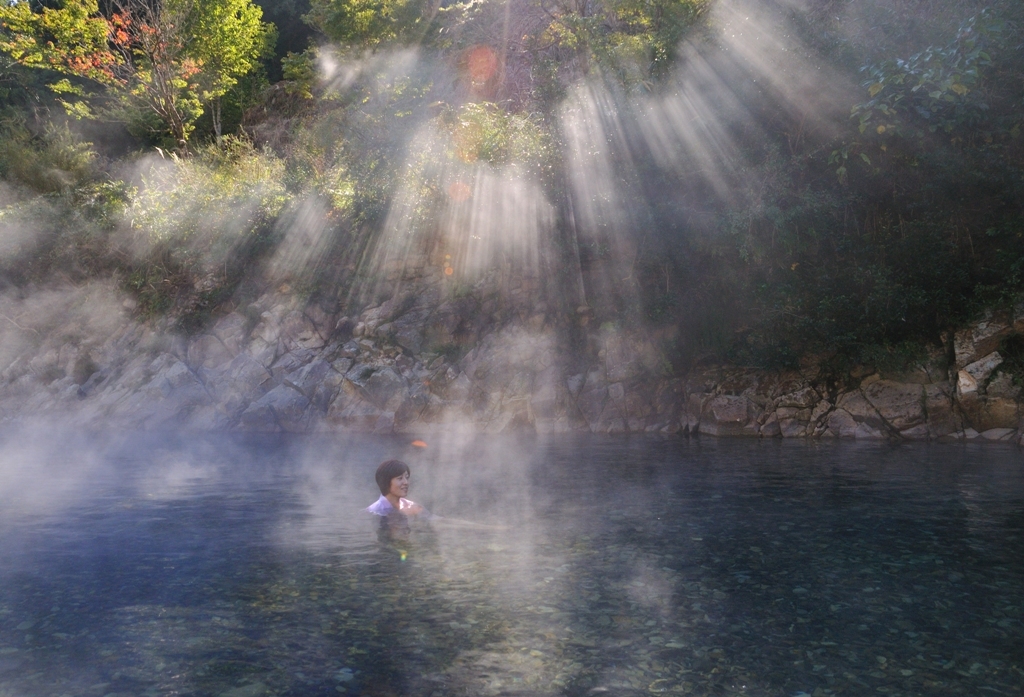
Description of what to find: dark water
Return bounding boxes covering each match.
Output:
[0,433,1022,697]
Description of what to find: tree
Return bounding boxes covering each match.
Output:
[0,0,274,145]
[186,0,276,140]
[305,0,438,48]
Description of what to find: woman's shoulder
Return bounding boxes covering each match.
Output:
[366,495,394,515]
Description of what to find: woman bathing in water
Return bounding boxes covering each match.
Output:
[366,459,430,520]
[366,459,505,534]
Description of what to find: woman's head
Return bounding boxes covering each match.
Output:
[375,459,410,495]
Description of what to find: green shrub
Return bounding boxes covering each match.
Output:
[0,121,96,194]
[124,137,290,328]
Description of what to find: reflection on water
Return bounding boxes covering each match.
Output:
[0,433,1022,697]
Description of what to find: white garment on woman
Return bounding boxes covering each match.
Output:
[366,494,425,516]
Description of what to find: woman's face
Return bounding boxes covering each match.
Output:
[388,471,410,499]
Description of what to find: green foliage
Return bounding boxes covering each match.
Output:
[0,0,275,144]
[281,48,317,99]
[535,0,711,87]
[0,120,96,194]
[852,10,1007,140]
[306,0,427,47]
[439,102,556,180]
[124,137,290,325]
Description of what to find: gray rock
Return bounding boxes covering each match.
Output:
[761,412,781,437]
[284,359,332,398]
[962,351,1004,389]
[326,394,385,431]
[373,411,396,434]
[591,400,627,433]
[389,309,430,354]
[280,311,324,351]
[682,393,704,433]
[446,372,472,402]
[987,371,1021,400]
[576,385,608,426]
[188,334,233,370]
[826,408,858,438]
[777,386,818,409]
[211,312,249,354]
[699,395,753,437]
[566,373,586,397]
[777,406,811,437]
[247,337,279,368]
[959,393,1019,432]
[361,367,406,409]
[900,424,931,439]
[954,312,1011,368]
[836,390,888,435]
[270,348,315,379]
[238,384,310,432]
[921,384,959,438]
[862,380,926,431]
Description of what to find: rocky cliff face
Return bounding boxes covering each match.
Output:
[2,281,1022,444]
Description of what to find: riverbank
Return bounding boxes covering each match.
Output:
[1,278,1021,444]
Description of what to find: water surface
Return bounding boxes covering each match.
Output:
[0,433,1022,697]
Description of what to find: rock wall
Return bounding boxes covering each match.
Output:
[2,283,1022,444]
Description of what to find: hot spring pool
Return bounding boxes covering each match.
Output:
[0,432,1022,697]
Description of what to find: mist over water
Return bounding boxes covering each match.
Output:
[1,431,1022,697]
[1,1,1023,693]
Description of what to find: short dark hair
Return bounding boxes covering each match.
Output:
[375,459,410,495]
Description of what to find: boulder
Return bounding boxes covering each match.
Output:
[761,411,782,437]
[576,384,608,426]
[698,395,754,437]
[326,393,384,431]
[957,370,979,395]
[280,310,325,351]
[987,371,1021,401]
[954,312,1011,368]
[188,334,234,370]
[623,390,653,432]
[924,383,961,438]
[389,309,430,354]
[900,424,931,440]
[211,312,249,354]
[446,372,472,402]
[862,380,926,431]
[682,393,704,433]
[959,393,1019,432]
[777,386,819,409]
[980,427,1016,441]
[835,390,888,437]
[361,367,407,410]
[776,406,811,437]
[247,336,279,368]
[591,400,627,433]
[962,352,1004,389]
[566,373,586,397]
[202,353,272,417]
[284,358,332,398]
[823,407,856,433]
[238,384,310,432]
